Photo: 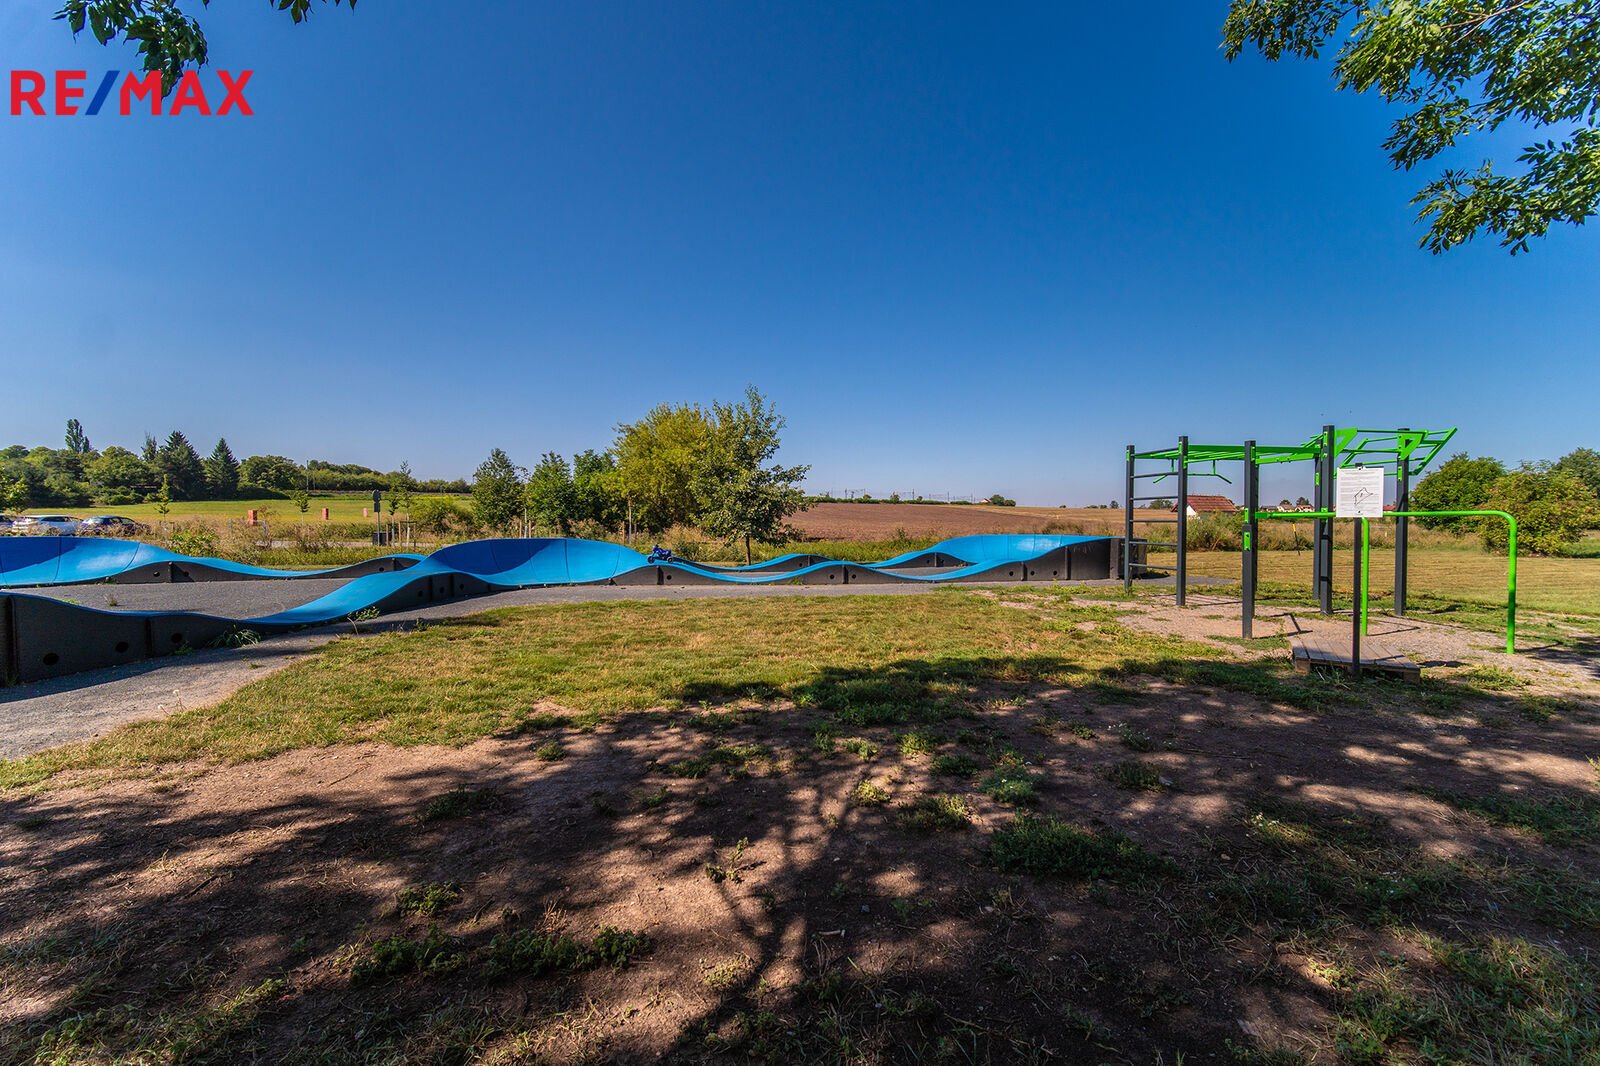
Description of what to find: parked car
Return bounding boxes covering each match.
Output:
[11,515,80,535]
[77,515,149,536]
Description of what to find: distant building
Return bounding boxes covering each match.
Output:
[1171,495,1239,518]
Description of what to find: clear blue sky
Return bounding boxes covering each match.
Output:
[2,1,1595,505]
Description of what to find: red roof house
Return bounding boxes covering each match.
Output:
[1171,495,1239,518]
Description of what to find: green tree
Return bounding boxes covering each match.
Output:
[203,438,240,499]
[525,452,578,534]
[1,473,29,513]
[471,448,525,532]
[64,418,91,455]
[240,455,301,491]
[1411,452,1507,529]
[1224,1,1600,253]
[153,474,171,517]
[614,404,714,534]
[288,487,311,523]
[693,386,810,565]
[1552,447,1600,502]
[87,446,154,503]
[157,431,205,499]
[57,0,355,94]
[1482,467,1600,555]
[140,433,158,463]
[388,460,416,518]
[572,449,624,529]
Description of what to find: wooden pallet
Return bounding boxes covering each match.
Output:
[1290,633,1421,681]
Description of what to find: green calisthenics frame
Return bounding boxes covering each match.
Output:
[1255,509,1519,655]
[1122,425,1465,635]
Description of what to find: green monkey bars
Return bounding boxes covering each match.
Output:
[1121,426,1525,662]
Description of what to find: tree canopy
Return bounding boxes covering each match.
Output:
[1223,1,1600,253]
[1411,452,1506,528]
[471,448,524,532]
[1482,466,1600,554]
[57,0,355,93]
[613,404,715,535]
[693,386,810,563]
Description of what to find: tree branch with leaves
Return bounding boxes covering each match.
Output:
[1223,0,1600,253]
[56,0,354,93]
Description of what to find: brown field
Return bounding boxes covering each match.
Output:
[791,502,1154,540]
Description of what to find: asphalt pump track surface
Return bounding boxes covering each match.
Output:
[0,534,1119,683]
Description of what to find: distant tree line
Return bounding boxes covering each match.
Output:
[467,386,809,564]
[0,419,466,510]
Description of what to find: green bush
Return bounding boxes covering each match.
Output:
[1482,469,1600,556]
[410,496,473,535]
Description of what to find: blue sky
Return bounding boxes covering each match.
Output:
[2,1,1595,505]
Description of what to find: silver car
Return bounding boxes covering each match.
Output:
[11,515,79,535]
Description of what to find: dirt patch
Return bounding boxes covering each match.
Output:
[3,604,1599,1062]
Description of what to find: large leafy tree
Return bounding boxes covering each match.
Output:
[240,454,301,491]
[1552,447,1600,501]
[1410,451,1507,528]
[1224,1,1600,253]
[1482,466,1600,554]
[572,449,624,529]
[57,0,355,93]
[613,404,714,535]
[471,448,524,532]
[87,446,154,501]
[694,386,810,565]
[525,452,578,535]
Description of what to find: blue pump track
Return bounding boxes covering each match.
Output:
[0,534,1117,683]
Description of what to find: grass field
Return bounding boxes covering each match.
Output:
[1151,545,1600,615]
[29,495,444,523]
[3,589,1599,1062]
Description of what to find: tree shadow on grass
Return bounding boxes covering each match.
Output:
[2,650,1598,1064]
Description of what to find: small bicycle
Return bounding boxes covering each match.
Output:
[647,544,675,564]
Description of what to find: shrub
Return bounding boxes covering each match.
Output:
[1481,468,1600,556]
[167,523,220,558]
[1412,453,1506,530]
[410,496,473,536]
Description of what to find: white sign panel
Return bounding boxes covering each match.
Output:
[1336,466,1386,519]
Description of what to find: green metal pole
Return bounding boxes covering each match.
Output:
[1506,516,1517,653]
[1255,508,1517,653]
[1360,518,1370,636]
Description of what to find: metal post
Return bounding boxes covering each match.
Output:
[1243,440,1257,639]
[1361,517,1371,636]
[1175,436,1188,607]
[1395,429,1410,618]
[1317,425,1335,615]
[1351,519,1362,679]
[1124,446,1135,591]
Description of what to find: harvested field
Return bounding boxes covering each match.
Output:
[4,589,1599,1063]
[790,502,1149,540]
